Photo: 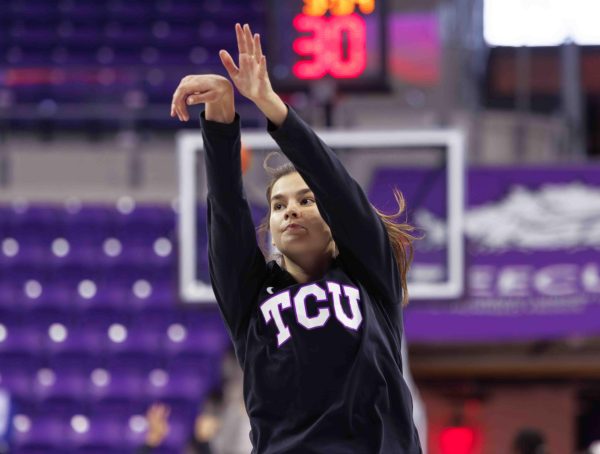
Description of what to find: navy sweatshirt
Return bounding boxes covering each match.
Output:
[201,104,422,454]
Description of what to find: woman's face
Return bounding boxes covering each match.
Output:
[269,172,334,262]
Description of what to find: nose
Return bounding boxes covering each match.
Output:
[284,202,300,219]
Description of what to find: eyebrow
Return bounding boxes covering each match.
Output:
[270,188,313,202]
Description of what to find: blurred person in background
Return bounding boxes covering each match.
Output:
[136,396,220,454]
[136,345,252,454]
[511,427,547,454]
[135,403,172,454]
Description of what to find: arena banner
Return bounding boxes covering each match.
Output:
[389,165,600,343]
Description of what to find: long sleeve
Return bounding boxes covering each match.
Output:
[267,105,402,306]
[201,111,268,342]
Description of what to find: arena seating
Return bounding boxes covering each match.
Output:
[0,201,267,453]
[0,0,266,130]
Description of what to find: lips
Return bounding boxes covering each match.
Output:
[284,223,304,231]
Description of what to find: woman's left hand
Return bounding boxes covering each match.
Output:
[219,23,274,103]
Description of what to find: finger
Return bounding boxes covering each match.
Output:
[219,50,239,77]
[186,93,204,105]
[172,92,185,121]
[243,24,254,56]
[172,86,185,120]
[177,102,189,121]
[254,33,263,58]
[258,55,267,79]
[235,23,247,54]
[181,104,190,121]
[187,91,219,105]
[239,53,252,74]
[171,90,184,118]
[173,85,193,121]
[186,94,201,105]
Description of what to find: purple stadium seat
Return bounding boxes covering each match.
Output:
[16,278,72,319]
[67,414,126,452]
[92,398,145,422]
[114,205,175,237]
[106,26,150,47]
[127,280,177,315]
[5,205,62,234]
[40,319,103,359]
[164,316,229,360]
[60,1,106,20]
[75,314,136,359]
[108,2,153,20]
[9,1,59,20]
[89,368,155,423]
[11,28,58,48]
[11,414,67,452]
[92,370,141,402]
[109,233,176,269]
[0,354,36,405]
[0,204,12,234]
[1,230,56,268]
[33,367,88,407]
[145,365,211,407]
[13,448,64,454]
[123,409,153,451]
[58,271,129,316]
[0,320,42,356]
[65,30,105,49]
[105,321,162,357]
[64,205,114,235]
[155,3,204,21]
[153,28,198,48]
[0,268,51,314]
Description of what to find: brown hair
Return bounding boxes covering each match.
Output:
[256,152,422,307]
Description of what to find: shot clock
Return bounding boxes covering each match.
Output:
[266,0,388,91]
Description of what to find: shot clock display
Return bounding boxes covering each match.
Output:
[266,0,388,91]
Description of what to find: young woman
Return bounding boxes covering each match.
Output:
[171,23,422,454]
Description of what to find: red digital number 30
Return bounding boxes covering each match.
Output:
[292,13,367,79]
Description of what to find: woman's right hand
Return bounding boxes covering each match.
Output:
[171,74,234,123]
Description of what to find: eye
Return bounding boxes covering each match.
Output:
[301,198,315,205]
[273,203,283,210]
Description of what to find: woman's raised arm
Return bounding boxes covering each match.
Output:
[171,74,268,343]
[220,24,403,306]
